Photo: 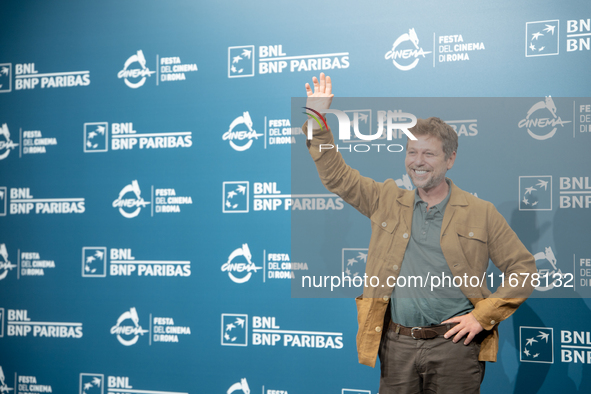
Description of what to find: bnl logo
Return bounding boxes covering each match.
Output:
[84,123,108,152]
[82,247,107,277]
[520,326,553,363]
[223,182,249,213]
[79,373,103,394]
[228,46,254,78]
[0,187,6,216]
[0,64,11,93]
[519,176,552,211]
[221,313,248,346]
[526,20,559,57]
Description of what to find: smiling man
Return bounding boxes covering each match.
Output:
[303,73,536,393]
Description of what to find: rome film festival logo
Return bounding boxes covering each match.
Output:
[223,112,262,151]
[112,180,150,218]
[0,124,18,160]
[518,96,570,140]
[227,378,250,394]
[110,307,148,346]
[0,244,16,281]
[222,244,262,283]
[533,246,566,292]
[0,366,13,393]
[385,28,432,71]
[520,326,553,363]
[118,50,155,88]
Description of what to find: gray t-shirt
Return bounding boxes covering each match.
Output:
[391,180,474,327]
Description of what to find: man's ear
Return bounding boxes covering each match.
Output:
[447,151,457,170]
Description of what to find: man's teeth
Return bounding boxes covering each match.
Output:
[415,170,428,174]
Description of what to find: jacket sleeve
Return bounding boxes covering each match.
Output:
[303,121,382,218]
[471,203,537,330]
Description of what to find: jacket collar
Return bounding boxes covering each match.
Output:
[396,178,468,207]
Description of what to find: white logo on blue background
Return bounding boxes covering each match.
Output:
[79,373,103,394]
[0,309,4,337]
[342,248,368,278]
[221,313,248,346]
[228,46,254,78]
[0,187,6,216]
[520,326,553,363]
[223,182,249,213]
[526,20,559,57]
[519,176,552,211]
[84,123,108,152]
[82,247,107,277]
[0,64,12,93]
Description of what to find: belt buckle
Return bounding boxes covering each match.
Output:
[411,327,422,340]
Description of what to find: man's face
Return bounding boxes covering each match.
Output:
[405,135,456,191]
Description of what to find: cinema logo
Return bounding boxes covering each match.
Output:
[110,307,148,346]
[226,377,292,394]
[80,374,188,394]
[118,50,198,88]
[113,181,149,218]
[228,44,349,78]
[518,97,571,140]
[82,247,191,278]
[110,307,191,345]
[13,62,90,90]
[223,111,303,151]
[118,50,155,88]
[0,123,18,159]
[112,180,192,218]
[5,187,85,215]
[385,28,432,71]
[222,244,308,283]
[221,313,343,349]
[0,244,15,280]
[5,309,83,338]
[0,366,53,394]
[84,122,192,153]
[222,181,344,213]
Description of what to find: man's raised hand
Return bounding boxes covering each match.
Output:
[305,72,334,114]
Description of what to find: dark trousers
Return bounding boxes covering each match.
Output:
[378,326,486,394]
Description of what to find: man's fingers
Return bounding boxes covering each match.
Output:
[464,332,476,345]
[319,72,326,93]
[326,76,332,95]
[453,327,469,343]
[312,76,319,93]
[444,325,461,339]
[305,83,312,97]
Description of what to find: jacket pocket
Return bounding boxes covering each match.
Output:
[455,224,488,272]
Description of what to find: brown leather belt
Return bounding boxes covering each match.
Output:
[389,321,457,340]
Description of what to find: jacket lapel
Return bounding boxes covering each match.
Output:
[441,179,468,238]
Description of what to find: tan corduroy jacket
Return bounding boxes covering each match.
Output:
[304,123,536,367]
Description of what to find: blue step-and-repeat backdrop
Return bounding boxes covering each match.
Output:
[1,1,591,393]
